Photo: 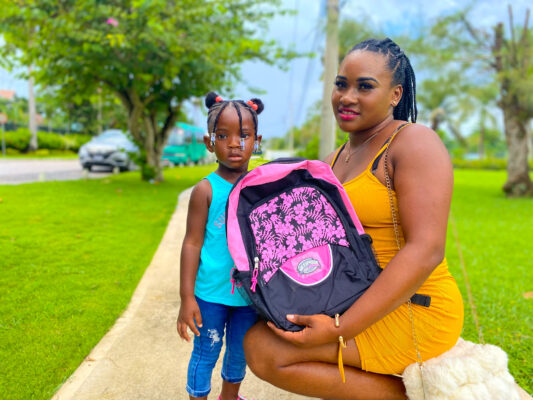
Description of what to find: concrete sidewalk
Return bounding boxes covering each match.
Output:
[51,188,310,400]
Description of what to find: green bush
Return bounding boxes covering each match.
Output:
[3,129,31,151]
[37,131,66,150]
[63,133,92,152]
[453,158,533,170]
[2,129,92,152]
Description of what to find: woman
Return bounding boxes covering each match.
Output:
[243,38,464,399]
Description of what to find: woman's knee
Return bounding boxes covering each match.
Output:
[243,322,277,378]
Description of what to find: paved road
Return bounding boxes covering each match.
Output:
[0,159,112,185]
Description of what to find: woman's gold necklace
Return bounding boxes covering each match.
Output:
[344,132,380,163]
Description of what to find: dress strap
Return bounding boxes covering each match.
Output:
[330,142,347,168]
[370,122,413,172]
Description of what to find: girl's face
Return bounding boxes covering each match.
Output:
[206,104,259,172]
[331,50,402,133]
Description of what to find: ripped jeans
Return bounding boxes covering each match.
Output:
[186,296,258,398]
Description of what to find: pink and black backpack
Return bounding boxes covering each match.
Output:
[226,158,382,331]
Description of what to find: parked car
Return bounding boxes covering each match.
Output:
[161,122,208,166]
[78,129,138,171]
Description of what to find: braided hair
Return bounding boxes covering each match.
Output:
[205,92,264,138]
[350,38,418,123]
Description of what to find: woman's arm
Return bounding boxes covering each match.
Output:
[271,125,453,345]
[177,179,211,341]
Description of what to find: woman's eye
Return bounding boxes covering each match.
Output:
[359,83,373,91]
[334,80,347,89]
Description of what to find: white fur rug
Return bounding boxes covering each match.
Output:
[402,338,521,400]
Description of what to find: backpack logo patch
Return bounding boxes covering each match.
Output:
[297,258,321,275]
[280,244,333,286]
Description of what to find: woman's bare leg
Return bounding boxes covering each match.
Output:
[244,322,406,400]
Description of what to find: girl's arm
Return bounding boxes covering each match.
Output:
[270,125,453,345]
[177,179,211,341]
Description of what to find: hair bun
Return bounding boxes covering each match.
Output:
[205,92,220,109]
[249,98,264,114]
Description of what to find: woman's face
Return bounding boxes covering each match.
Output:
[331,50,402,133]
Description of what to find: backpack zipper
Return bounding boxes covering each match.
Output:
[251,256,259,292]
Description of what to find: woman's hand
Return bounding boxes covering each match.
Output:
[177,296,202,342]
[267,314,337,347]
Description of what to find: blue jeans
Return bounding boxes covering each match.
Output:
[186,296,258,398]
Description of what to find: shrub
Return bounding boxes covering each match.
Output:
[452,158,533,170]
[4,129,31,151]
[2,129,93,152]
[37,131,66,150]
[63,133,92,152]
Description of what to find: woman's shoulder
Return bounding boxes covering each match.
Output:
[391,122,451,168]
[323,144,345,165]
[392,123,446,153]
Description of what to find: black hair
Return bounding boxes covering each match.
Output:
[349,38,417,123]
[205,91,264,138]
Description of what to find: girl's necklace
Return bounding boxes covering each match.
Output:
[344,132,380,163]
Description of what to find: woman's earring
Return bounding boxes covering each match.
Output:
[210,133,216,146]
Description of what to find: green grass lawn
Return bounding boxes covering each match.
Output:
[0,165,215,400]
[0,167,531,398]
[446,169,532,393]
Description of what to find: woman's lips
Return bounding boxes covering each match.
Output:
[338,108,359,120]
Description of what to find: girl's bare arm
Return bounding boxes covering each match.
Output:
[177,179,211,341]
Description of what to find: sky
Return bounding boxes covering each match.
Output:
[1,0,531,139]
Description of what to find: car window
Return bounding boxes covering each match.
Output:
[167,132,185,146]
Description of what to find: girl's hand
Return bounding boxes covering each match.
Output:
[267,314,337,347]
[177,297,202,342]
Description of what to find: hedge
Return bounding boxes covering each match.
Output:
[1,129,92,152]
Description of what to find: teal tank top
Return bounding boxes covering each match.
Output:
[194,172,248,306]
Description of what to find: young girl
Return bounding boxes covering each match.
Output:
[177,91,263,400]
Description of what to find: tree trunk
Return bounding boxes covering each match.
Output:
[502,107,533,196]
[479,108,486,158]
[493,11,532,197]
[116,88,179,182]
[143,115,162,181]
[319,0,339,160]
[28,67,38,151]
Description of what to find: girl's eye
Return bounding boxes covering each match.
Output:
[216,134,227,140]
[334,80,347,89]
[240,133,251,139]
[359,83,373,91]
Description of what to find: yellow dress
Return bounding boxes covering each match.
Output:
[331,130,464,374]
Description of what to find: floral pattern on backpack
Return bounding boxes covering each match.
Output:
[249,186,349,281]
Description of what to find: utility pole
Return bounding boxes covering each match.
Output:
[319,0,339,160]
[97,86,103,134]
[287,0,300,154]
[28,65,38,151]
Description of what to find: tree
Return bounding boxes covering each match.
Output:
[37,87,128,135]
[416,6,533,196]
[0,0,292,180]
[493,7,533,195]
